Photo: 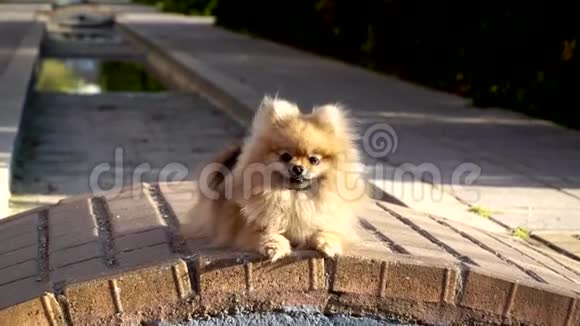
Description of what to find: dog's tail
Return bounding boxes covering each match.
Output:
[193,141,242,191]
[180,141,243,240]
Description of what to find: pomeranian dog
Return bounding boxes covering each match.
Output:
[182,96,368,261]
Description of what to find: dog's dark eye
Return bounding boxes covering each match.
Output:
[280,152,292,162]
[309,156,320,165]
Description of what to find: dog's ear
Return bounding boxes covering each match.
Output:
[311,104,352,135]
[252,96,300,133]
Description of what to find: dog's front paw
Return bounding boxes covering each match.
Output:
[310,232,343,257]
[259,234,292,262]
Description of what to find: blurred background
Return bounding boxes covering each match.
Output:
[137,0,579,129]
[1,0,580,262]
[1,2,580,324]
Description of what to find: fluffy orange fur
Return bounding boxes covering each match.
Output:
[182,96,368,261]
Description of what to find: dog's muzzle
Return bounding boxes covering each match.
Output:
[288,176,312,190]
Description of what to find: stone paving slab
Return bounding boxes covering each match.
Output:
[0,182,579,325]
[117,12,580,236]
[0,22,31,77]
[530,232,580,262]
[0,8,44,217]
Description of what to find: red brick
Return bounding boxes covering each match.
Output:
[65,279,117,323]
[332,256,382,296]
[568,301,580,326]
[117,243,173,268]
[0,260,37,285]
[2,181,580,325]
[0,244,36,269]
[251,254,324,292]
[50,241,103,268]
[0,214,37,244]
[0,299,48,326]
[0,277,49,310]
[459,269,514,315]
[114,227,168,253]
[51,258,109,283]
[444,220,580,292]
[500,237,580,286]
[509,284,576,325]
[383,261,451,303]
[360,206,455,259]
[50,231,99,253]
[197,253,247,295]
[0,295,63,326]
[48,199,96,238]
[0,231,36,255]
[116,260,191,312]
[107,190,166,236]
[376,203,530,280]
[158,181,197,217]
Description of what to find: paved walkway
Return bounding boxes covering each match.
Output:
[119,13,580,237]
[0,5,45,217]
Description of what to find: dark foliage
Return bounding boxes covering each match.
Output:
[140,0,580,128]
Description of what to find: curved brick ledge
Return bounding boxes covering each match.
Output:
[0,182,579,325]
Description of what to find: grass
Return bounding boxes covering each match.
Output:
[512,226,530,240]
[467,205,531,240]
[468,206,493,218]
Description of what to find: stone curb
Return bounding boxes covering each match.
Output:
[116,16,256,129]
[0,20,44,217]
[1,249,578,325]
[0,180,579,325]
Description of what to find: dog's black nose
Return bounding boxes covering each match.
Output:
[291,165,305,176]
